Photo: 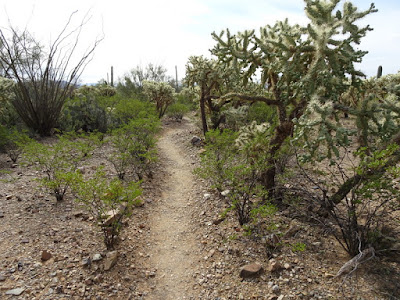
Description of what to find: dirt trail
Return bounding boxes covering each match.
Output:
[145,125,198,299]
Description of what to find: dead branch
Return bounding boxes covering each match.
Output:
[335,246,375,278]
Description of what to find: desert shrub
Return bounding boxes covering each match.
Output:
[23,132,102,201]
[0,125,8,151]
[71,167,141,249]
[294,143,400,256]
[176,87,198,111]
[112,98,157,126]
[60,95,110,133]
[59,84,119,133]
[2,128,32,163]
[166,102,189,121]
[108,116,159,180]
[195,129,239,193]
[246,102,277,125]
[196,128,276,226]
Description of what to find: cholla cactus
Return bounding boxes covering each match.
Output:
[236,121,269,148]
[210,0,377,194]
[143,80,175,118]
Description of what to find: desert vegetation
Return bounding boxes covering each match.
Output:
[1,0,399,298]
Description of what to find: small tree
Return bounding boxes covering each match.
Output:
[143,80,175,118]
[0,11,102,136]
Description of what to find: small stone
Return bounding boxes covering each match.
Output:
[5,287,25,296]
[272,284,280,294]
[203,193,211,200]
[240,263,263,278]
[212,218,225,225]
[103,251,118,271]
[73,211,84,218]
[41,250,52,261]
[21,239,29,244]
[191,136,202,146]
[284,263,291,269]
[268,259,283,272]
[0,211,4,218]
[221,190,230,196]
[82,257,92,267]
[0,274,6,281]
[93,253,102,262]
[6,195,13,200]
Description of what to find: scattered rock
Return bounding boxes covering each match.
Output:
[203,193,211,200]
[0,274,6,281]
[240,263,263,278]
[41,250,52,261]
[284,221,301,238]
[284,263,291,269]
[212,217,225,225]
[103,251,118,271]
[191,136,202,146]
[0,211,4,218]
[221,190,230,197]
[73,211,84,218]
[272,284,280,294]
[21,239,29,244]
[93,253,102,262]
[5,287,25,296]
[103,209,122,227]
[82,257,92,267]
[268,259,283,272]
[6,194,13,200]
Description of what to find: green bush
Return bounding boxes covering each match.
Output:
[60,94,111,133]
[23,132,101,201]
[108,116,159,180]
[195,129,239,193]
[196,128,275,226]
[246,102,277,125]
[112,98,157,126]
[166,102,189,121]
[71,167,141,249]
[3,128,32,163]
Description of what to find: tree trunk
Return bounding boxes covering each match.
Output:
[200,93,208,135]
[261,121,294,199]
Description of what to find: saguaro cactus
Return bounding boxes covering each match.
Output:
[377,65,383,78]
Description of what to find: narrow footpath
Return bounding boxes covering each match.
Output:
[145,125,199,299]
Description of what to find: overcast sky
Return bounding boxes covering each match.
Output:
[1,0,399,84]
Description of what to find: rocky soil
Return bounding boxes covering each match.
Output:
[0,116,399,299]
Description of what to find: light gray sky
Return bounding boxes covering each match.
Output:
[1,0,399,84]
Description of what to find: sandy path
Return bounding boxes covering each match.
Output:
[145,125,198,299]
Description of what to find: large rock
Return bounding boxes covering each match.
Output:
[103,251,118,271]
[239,263,263,278]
